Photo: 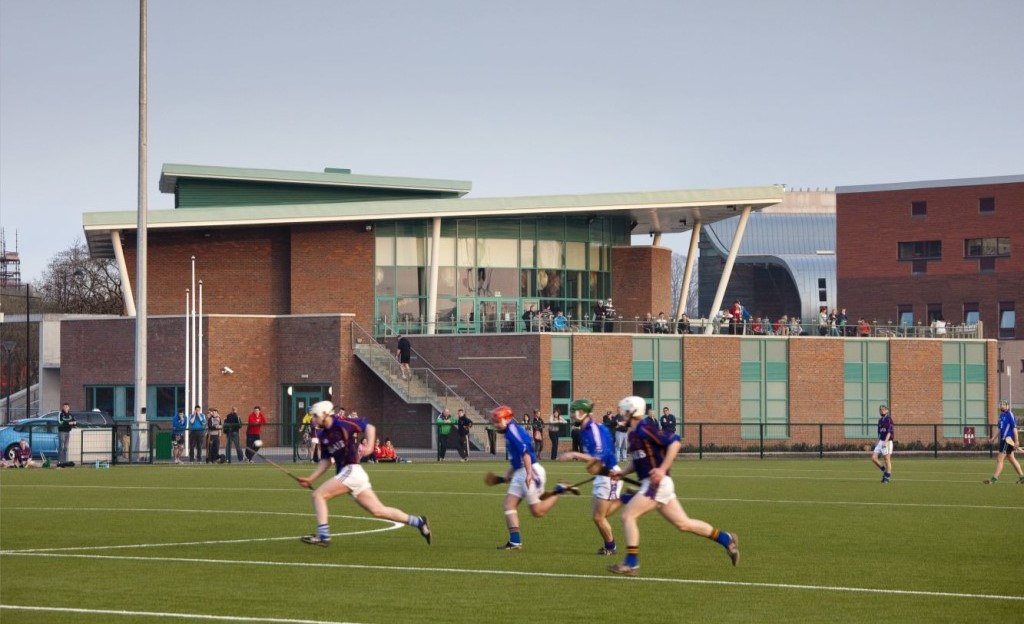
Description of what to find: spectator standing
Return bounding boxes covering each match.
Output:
[188,405,207,464]
[206,408,223,463]
[531,409,546,456]
[858,318,872,337]
[245,406,267,462]
[456,408,473,461]
[932,317,947,337]
[659,407,677,434]
[613,409,630,462]
[436,409,454,461]
[224,406,243,463]
[603,299,616,333]
[592,300,606,333]
[655,312,670,334]
[817,306,829,336]
[171,408,187,464]
[56,402,76,464]
[548,409,563,460]
[522,304,538,332]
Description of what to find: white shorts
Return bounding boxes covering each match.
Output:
[873,440,893,457]
[333,463,372,496]
[507,463,547,505]
[592,473,624,501]
[638,475,677,505]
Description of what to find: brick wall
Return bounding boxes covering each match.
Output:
[682,336,741,423]
[289,224,375,319]
[837,180,1024,339]
[572,334,633,415]
[611,246,672,325]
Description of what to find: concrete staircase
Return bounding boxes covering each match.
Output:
[351,328,496,454]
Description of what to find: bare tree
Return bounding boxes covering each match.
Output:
[34,239,123,314]
[670,252,699,318]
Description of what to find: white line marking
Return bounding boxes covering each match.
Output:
[2,553,1020,602]
[0,604,366,624]
[0,513,402,554]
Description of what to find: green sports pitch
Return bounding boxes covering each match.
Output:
[1,457,1021,623]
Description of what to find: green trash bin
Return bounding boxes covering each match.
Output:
[155,431,172,460]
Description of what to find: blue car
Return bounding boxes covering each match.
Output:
[0,412,116,460]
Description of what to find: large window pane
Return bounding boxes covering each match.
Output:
[477,239,518,268]
[375,267,395,296]
[395,237,426,266]
[396,267,423,296]
[375,236,394,265]
[537,240,563,268]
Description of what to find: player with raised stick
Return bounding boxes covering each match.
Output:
[983,399,1023,485]
[607,396,739,576]
[296,401,431,547]
[488,405,578,550]
[556,398,631,556]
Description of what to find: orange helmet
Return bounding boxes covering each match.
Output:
[490,405,514,423]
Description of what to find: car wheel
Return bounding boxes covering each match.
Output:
[4,444,18,461]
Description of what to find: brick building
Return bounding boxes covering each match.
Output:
[56,164,1002,454]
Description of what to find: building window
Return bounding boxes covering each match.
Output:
[912,260,927,274]
[927,304,943,324]
[1000,302,1016,339]
[911,201,927,217]
[897,304,913,328]
[963,303,979,327]
[979,197,995,214]
[898,240,941,260]
[979,257,996,273]
[817,278,827,303]
[964,237,1010,257]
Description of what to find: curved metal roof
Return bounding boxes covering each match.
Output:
[704,213,836,322]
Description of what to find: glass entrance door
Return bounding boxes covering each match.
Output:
[283,387,327,447]
[477,299,520,333]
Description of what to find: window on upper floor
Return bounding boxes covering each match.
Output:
[964,237,1010,258]
[979,197,995,214]
[911,201,927,217]
[999,302,1016,339]
[898,240,942,260]
[963,303,979,326]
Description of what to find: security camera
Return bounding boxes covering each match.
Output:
[221,366,234,375]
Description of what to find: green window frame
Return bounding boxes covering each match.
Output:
[632,336,684,435]
[740,338,789,439]
[843,341,889,437]
[942,342,987,437]
[551,335,572,417]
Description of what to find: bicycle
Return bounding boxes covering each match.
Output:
[297,428,312,461]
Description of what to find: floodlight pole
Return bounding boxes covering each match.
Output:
[134,0,149,462]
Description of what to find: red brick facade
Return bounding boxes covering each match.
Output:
[611,245,672,323]
[837,179,1024,338]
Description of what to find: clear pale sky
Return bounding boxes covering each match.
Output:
[2,0,1022,282]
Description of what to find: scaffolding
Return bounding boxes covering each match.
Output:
[1,228,21,288]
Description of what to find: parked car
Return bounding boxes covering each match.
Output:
[0,411,115,460]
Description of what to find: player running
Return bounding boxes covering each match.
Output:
[983,399,1023,485]
[557,398,631,555]
[870,404,894,483]
[607,396,739,576]
[297,401,431,546]
[490,405,577,550]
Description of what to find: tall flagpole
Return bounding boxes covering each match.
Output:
[198,280,204,411]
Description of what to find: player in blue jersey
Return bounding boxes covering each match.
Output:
[983,399,1023,484]
[607,396,739,576]
[490,405,576,550]
[870,404,894,483]
[296,401,431,546]
[557,398,628,555]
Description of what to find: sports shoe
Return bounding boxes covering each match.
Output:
[595,547,617,556]
[301,535,330,547]
[607,562,638,576]
[555,481,580,496]
[497,541,522,550]
[419,517,432,545]
[983,478,996,484]
[726,533,740,566]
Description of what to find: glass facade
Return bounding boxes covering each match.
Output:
[373,215,628,334]
[740,338,789,439]
[942,342,987,437]
[843,340,889,437]
[632,336,683,435]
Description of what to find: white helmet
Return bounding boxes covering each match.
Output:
[618,395,646,419]
[310,400,335,418]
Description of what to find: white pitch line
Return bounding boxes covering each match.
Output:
[0,604,367,624]
[2,552,1021,603]
[0,514,403,554]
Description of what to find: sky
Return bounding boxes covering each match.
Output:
[2,0,1022,282]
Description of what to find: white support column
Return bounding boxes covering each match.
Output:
[652,232,662,247]
[425,217,442,335]
[704,207,752,335]
[675,221,701,322]
[111,230,137,317]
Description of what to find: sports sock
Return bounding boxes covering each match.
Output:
[605,540,616,551]
[407,516,424,529]
[624,546,639,568]
[553,483,565,494]
[711,528,731,548]
[317,523,330,540]
[509,530,521,544]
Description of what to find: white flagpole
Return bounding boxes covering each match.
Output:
[198,280,204,411]
[184,288,190,419]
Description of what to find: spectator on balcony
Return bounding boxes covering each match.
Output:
[603,299,617,333]
[593,300,607,333]
[858,318,872,337]
[654,312,670,334]
[522,304,538,332]
[931,317,947,337]
[552,310,569,332]
[677,314,692,335]
[641,313,654,334]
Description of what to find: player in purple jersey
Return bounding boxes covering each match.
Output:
[870,404,894,483]
[557,398,628,555]
[296,401,431,546]
[607,396,739,576]
[491,405,576,550]
[983,399,1023,484]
